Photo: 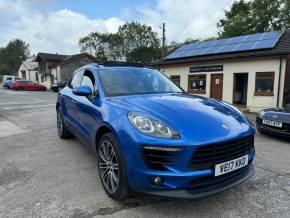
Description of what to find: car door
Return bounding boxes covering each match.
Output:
[22,81,29,90]
[74,70,102,148]
[62,69,84,131]
[26,81,34,90]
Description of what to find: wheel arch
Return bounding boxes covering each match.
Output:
[94,122,120,152]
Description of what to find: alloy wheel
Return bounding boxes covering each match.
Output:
[57,110,63,136]
[98,140,119,193]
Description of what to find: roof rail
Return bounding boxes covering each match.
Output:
[102,61,144,68]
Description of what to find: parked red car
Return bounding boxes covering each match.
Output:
[11,80,47,91]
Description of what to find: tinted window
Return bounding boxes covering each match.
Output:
[80,71,96,94]
[98,68,183,96]
[70,70,83,89]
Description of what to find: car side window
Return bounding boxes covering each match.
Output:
[70,70,83,89]
[80,71,97,95]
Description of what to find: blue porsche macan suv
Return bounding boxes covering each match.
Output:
[56,62,255,200]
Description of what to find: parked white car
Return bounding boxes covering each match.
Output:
[2,75,14,87]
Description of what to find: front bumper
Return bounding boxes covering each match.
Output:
[141,164,254,198]
[119,131,255,198]
[256,117,290,138]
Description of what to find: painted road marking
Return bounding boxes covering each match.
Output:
[1,104,55,110]
[0,121,27,138]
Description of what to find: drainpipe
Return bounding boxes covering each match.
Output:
[277,57,282,108]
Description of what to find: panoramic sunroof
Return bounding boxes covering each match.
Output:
[165,31,284,60]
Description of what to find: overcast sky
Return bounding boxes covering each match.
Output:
[0,0,232,55]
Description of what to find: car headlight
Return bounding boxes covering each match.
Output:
[128,112,180,139]
[257,110,265,119]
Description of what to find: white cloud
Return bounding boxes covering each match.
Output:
[0,0,124,55]
[0,0,232,55]
[138,0,232,42]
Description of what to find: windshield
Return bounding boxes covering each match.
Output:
[98,68,183,97]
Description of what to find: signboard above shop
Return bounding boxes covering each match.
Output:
[190,65,223,73]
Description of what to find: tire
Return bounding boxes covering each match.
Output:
[57,108,72,139]
[97,133,131,200]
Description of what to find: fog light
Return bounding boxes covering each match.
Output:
[151,176,163,185]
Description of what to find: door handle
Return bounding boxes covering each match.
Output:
[71,99,77,103]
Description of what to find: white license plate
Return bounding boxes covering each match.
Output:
[215,155,248,176]
[262,119,282,128]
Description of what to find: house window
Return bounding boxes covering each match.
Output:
[35,73,39,82]
[170,75,180,86]
[41,75,44,82]
[188,74,206,94]
[255,72,274,96]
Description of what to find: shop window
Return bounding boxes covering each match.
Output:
[170,75,180,86]
[188,74,206,94]
[255,72,274,96]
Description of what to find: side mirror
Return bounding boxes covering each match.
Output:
[72,86,92,96]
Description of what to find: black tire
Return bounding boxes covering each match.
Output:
[57,108,72,139]
[97,133,131,200]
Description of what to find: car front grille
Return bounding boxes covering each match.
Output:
[189,135,254,170]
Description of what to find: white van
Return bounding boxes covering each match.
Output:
[2,75,14,87]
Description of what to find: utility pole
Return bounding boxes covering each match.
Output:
[161,23,166,59]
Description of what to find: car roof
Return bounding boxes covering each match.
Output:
[85,61,149,70]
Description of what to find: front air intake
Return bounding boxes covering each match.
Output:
[142,146,183,171]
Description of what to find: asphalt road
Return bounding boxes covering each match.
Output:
[0,88,289,218]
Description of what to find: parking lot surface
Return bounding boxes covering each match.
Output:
[0,88,289,218]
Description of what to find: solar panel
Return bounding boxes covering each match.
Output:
[226,36,245,44]
[235,41,256,51]
[218,44,238,53]
[253,38,278,49]
[213,38,230,46]
[261,31,281,40]
[188,43,201,50]
[243,33,263,42]
[174,43,191,52]
[165,31,284,60]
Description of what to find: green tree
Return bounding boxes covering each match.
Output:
[217,0,252,38]
[217,0,290,38]
[0,39,30,77]
[117,22,160,61]
[280,0,290,29]
[79,32,123,62]
[79,22,161,64]
[127,47,161,65]
[251,0,283,32]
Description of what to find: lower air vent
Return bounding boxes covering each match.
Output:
[142,146,182,171]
